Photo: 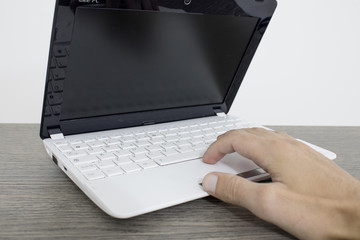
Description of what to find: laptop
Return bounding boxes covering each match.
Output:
[40,0,336,218]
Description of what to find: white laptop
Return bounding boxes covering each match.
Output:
[40,0,335,218]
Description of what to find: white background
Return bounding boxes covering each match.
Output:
[1,0,359,125]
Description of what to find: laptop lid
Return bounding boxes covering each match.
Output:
[40,0,277,139]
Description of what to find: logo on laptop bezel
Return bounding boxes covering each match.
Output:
[78,0,100,3]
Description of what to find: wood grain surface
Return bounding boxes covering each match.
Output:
[0,124,359,240]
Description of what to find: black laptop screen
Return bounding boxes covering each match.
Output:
[61,8,258,120]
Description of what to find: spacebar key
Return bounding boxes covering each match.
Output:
[154,150,205,166]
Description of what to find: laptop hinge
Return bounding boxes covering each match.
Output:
[48,128,64,140]
[213,107,226,117]
[216,112,226,117]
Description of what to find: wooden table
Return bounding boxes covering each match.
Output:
[1,124,359,239]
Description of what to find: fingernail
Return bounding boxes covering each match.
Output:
[202,174,218,194]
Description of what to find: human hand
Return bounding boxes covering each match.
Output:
[202,128,360,240]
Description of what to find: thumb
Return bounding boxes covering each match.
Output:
[202,172,263,211]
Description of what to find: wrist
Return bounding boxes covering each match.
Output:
[324,199,360,240]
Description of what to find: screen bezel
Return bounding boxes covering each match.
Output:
[40,0,277,139]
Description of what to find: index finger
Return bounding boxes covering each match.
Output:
[202,129,273,170]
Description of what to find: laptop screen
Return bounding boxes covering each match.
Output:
[60,8,258,120]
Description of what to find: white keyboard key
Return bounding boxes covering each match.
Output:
[72,143,88,150]
[190,129,201,134]
[84,170,106,181]
[164,132,177,137]
[97,152,116,161]
[68,139,82,145]
[103,166,125,177]
[216,130,227,135]
[109,133,122,139]
[96,160,116,169]
[70,155,98,165]
[192,143,208,151]
[103,145,119,152]
[83,137,96,143]
[154,150,204,166]
[134,132,146,137]
[135,140,151,147]
[54,140,68,147]
[224,117,233,121]
[130,147,148,155]
[121,142,137,150]
[136,135,150,141]
[120,131,133,137]
[174,140,191,147]
[191,131,203,137]
[204,136,216,144]
[161,148,179,156]
[104,139,120,145]
[87,147,104,155]
[163,129,178,134]
[58,145,72,153]
[97,135,109,141]
[131,154,149,162]
[146,145,162,152]
[179,133,192,140]
[190,138,204,145]
[146,151,164,159]
[168,129,179,135]
[65,150,87,159]
[121,136,136,143]
[225,123,235,128]
[121,163,142,173]
[77,163,97,172]
[150,138,165,144]
[137,160,159,169]
[88,141,105,148]
[164,135,178,142]
[168,126,178,131]
[148,132,163,139]
[114,150,131,158]
[176,146,193,153]
[192,132,204,138]
[178,130,189,135]
[113,157,132,165]
[203,130,216,136]
[160,142,177,149]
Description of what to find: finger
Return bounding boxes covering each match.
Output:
[203,172,336,240]
[244,127,290,141]
[203,129,271,170]
[202,133,237,164]
[202,172,267,212]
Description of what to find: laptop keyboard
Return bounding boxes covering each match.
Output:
[53,116,260,181]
